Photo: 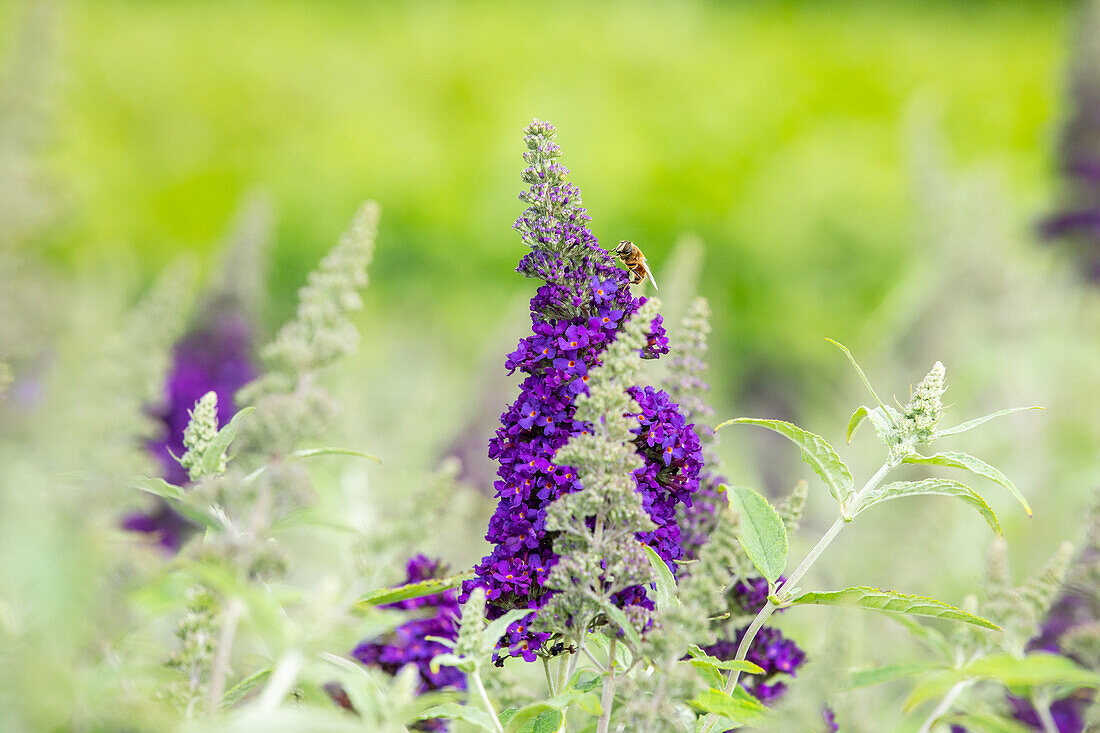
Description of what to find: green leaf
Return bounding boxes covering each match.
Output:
[826,339,892,417]
[642,545,678,612]
[789,586,1001,631]
[133,475,186,502]
[936,406,1043,437]
[484,608,535,651]
[846,662,940,689]
[357,572,474,607]
[599,601,644,651]
[902,451,1032,517]
[688,688,766,725]
[506,691,597,732]
[846,406,868,444]
[202,406,254,474]
[221,666,273,707]
[686,644,765,674]
[856,478,1002,536]
[418,702,499,731]
[717,418,853,503]
[725,485,788,583]
[569,669,601,693]
[133,476,224,530]
[289,446,381,463]
[887,614,954,659]
[960,652,1100,690]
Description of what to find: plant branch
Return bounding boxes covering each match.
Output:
[699,460,895,733]
[470,668,505,733]
[596,637,618,733]
[916,679,973,733]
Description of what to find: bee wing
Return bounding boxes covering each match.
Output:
[642,258,658,291]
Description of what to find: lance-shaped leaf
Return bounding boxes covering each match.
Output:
[132,476,225,530]
[689,688,766,726]
[725,485,788,583]
[483,608,535,651]
[846,406,868,444]
[686,645,765,674]
[417,702,499,732]
[789,587,1000,630]
[826,339,893,417]
[600,600,644,651]
[902,452,1032,517]
[856,479,1002,536]
[642,545,678,613]
[959,652,1100,690]
[358,571,474,607]
[289,446,381,463]
[936,406,1043,437]
[846,662,942,690]
[718,418,853,503]
[201,406,255,475]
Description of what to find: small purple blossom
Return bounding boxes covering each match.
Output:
[701,625,806,706]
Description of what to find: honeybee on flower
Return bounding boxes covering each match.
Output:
[615,239,659,290]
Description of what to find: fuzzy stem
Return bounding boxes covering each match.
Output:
[470,668,506,733]
[916,679,973,733]
[543,657,557,696]
[596,637,618,733]
[699,460,895,733]
[206,597,245,715]
[1032,693,1059,733]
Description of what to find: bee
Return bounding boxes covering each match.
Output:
[615,240,659,291]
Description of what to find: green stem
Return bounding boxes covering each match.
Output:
[1032,692,1059,733]
[596,637,618,733]
[699,460,895,733]
[543,658,557,696]
[916,679,973,733]
[470,668,505,733]
[206,597,245,715]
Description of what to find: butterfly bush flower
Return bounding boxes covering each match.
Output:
[122,300,256,550]
[462,119,702,662]
[353,555,465,698]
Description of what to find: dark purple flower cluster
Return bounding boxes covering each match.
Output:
[122,302,256,551]
[462,120,702,662]
[702,626,805,705]
[353,555,465,691]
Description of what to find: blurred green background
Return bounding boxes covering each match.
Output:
[10,0,1068,394]
[6,1,1100,726]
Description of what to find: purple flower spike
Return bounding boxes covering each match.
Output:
[462,120,697,660]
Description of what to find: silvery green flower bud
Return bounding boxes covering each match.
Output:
[904,361,946,442]
[179,391,222,481]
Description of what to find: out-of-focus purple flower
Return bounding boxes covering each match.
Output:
[1007,693,1087,733]
[461,120,699,661]
[823,706,839,732]
[352,555,464,732]
[1039,1,1100,281]
[123,300,256,551]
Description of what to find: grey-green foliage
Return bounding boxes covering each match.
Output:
[209,190,273,320]
[0,0,58,248]
[537,300,662,641]
[982,538,1074,657]
[238,200,379,454]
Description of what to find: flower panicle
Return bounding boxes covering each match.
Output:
[256,200,379,380]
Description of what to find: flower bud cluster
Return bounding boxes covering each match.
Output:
[903,361,946,442]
